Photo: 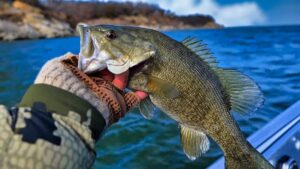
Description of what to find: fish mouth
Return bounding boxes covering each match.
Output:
[78,36,110,74]
[79,36,155,75]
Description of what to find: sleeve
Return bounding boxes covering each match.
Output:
[0,104,97,169]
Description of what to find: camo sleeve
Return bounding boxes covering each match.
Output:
[0,84,107,169]
[0,105,95,169]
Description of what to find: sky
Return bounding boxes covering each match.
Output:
[110,0,300,27]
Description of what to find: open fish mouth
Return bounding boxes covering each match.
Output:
[78,36,155,75]
[78,35,112,74]
[79,50,152,75]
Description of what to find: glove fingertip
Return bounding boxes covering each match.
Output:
[134,91,148,101]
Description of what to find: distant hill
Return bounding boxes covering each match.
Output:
[43,1,223,30]
[0,0,223,40]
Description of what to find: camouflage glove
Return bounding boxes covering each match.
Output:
[35,52,141,126]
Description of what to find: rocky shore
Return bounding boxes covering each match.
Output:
[0,1,73,40]
[0,1,223,41]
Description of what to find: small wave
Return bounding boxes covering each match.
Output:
[273,43,284,48]
[289,43,300,48]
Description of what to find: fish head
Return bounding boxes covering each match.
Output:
[77,23,157,74]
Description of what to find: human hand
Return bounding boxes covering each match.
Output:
[35,53,147,126]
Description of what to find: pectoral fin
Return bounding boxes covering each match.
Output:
[180,124,210,160]
[147,76,180,99]
[139,97,156,119]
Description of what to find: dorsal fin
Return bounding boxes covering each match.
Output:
[180,124,210,160]
[182,37,263,115]
[216,69,264,115]
[181,37,217,68]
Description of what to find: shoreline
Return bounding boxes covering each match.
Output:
[0,1,223,41]
[2,24,298,42]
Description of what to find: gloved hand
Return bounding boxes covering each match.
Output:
[34,52,146,126]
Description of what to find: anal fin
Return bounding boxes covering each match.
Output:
[180,124,210,160]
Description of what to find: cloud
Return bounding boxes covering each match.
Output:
[158,0,267,26]
[114,0,266,27]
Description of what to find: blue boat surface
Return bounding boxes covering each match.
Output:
[208,100,300,169]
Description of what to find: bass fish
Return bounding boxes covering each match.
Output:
[77,23,274,169]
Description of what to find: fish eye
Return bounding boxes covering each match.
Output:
[106,30,117,40]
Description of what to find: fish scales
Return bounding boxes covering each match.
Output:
[149,35,228,124]
[146,34,271,168]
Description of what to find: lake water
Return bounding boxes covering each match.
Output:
[0,25,299,169]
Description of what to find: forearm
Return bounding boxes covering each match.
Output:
[0,89,98,169]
